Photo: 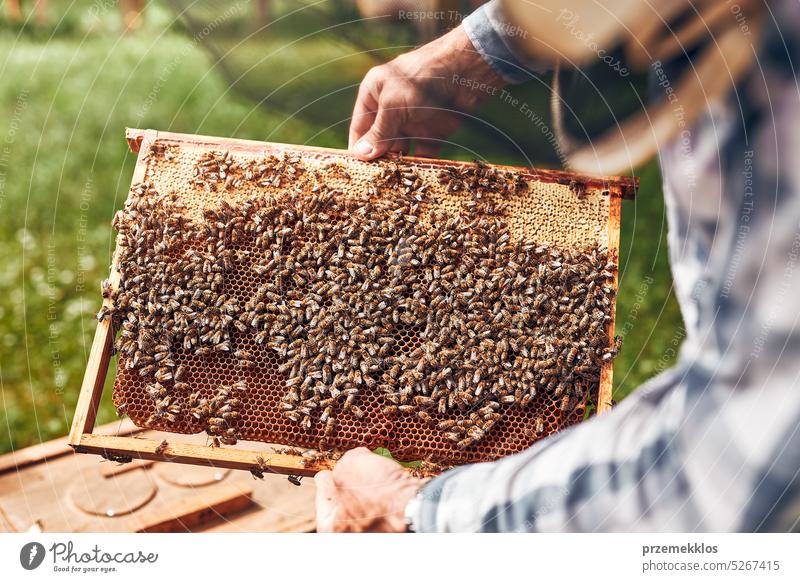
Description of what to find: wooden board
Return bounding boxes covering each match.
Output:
[598,189,622,413]
[1,421,316,533]
[71,471,158,517]
[0,418,142,475]
[133,482,253,533]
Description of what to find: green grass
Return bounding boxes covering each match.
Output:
[0,2,681,454]
[0,4,335,452]
[613,161,683,401]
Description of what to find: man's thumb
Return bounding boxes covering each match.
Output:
[352,107,402,160]
[314,470,338,532]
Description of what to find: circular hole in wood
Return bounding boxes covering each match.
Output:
[156,463,231,487]
[70,470,158,518]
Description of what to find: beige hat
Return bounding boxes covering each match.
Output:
[502,0,766,175]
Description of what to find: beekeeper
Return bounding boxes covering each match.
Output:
[315,0,800,532]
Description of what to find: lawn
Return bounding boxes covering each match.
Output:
[0,1,681,453]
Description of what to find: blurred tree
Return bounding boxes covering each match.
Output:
[5,0,49,25]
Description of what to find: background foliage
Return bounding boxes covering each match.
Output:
[0,0,681,453]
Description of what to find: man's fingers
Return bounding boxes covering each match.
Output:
[348,91,376,150]
[314,470,338,533]
[352,104,405,160]
[338,447,373,465]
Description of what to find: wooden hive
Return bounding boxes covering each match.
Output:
[2,420,316,532]
[69,129,637,475]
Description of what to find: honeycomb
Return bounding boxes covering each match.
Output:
[110,133,621,465]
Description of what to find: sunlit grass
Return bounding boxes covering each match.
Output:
[0,2,681,453]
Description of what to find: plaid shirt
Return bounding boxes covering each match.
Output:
[410,0,800,532]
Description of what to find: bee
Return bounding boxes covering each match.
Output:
[410,408,429,421]
[560,395,571,412]
[95,306,115,321]
[568,179,587,199]
[468,426,486,441]
[100,451,133,464]
[155,368,173,383]
[250,456,269,480]
[101,279,114,298]
[154,440,169,455]
[148,141,179,162]
[138,364,156,377]
[456,438,473,450]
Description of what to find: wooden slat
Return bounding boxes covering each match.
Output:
[68,130,157,447]
[67,320,114,445]
[133,482,253,533]
[125,127,639,199]
[0,505,19,533]
[596,188,622,414]
[0,418,142,475]
[75,434,333,476]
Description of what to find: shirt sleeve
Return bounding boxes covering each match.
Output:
[462,1,545,84]
[413,0,800,534]
[410,357,800,532]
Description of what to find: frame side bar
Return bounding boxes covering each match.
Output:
[69,130,158,447]
[67,322,114,446]
[596,188,622,414]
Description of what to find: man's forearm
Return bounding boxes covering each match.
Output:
[408,370,689,532]
[408,358,800,532]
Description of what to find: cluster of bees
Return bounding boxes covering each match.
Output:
[193,382,247,446]
[437,159,528,217]
[191,149,304,192]
[106,143,619,453]
[108,181,249,442]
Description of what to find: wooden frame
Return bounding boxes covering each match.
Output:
[68,128,637,474]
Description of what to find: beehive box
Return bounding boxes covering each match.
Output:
[69,129,636,474]
[2,419,316,532]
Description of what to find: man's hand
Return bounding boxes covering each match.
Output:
[349,24,506,160]
[314,447,428,532]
